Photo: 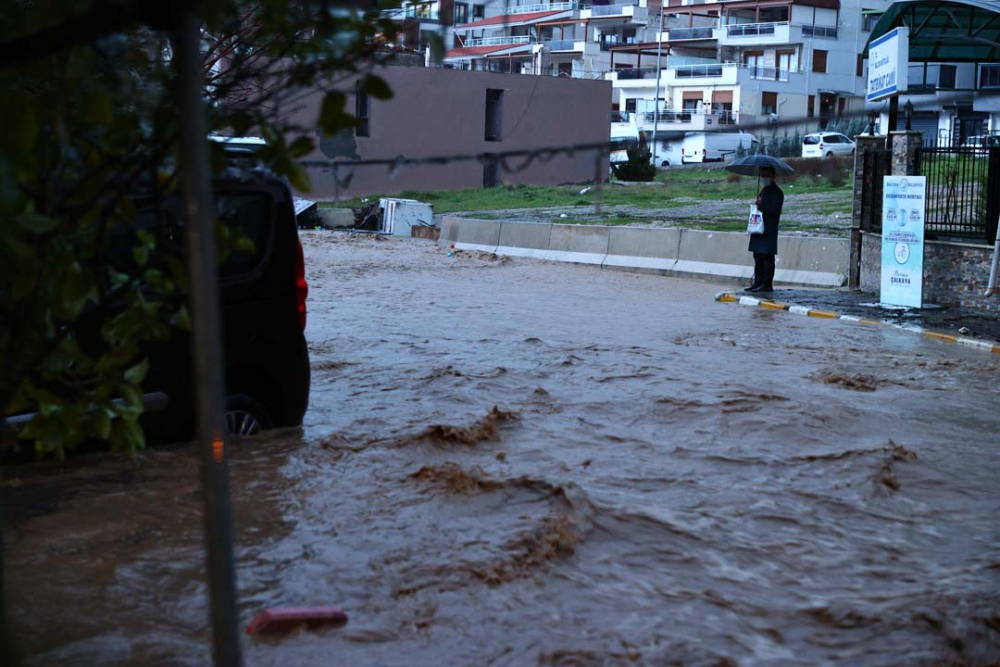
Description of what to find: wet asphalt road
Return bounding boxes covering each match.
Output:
[4,232,1000,666]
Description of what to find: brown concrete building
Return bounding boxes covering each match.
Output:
[290,66,612,200]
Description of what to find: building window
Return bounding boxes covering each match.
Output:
[857,54,864,77]
[761,91,778,115]
[485,88,503,142]
[808,94,815,118]
[838,98,846,116]
[812,49,827,73]
[862,12,882,32]
[776,50,794,80]
[981,64,1000,89]
[455,2,469,24]
[744,51,764,79]
[472,4,485,20]
[682,92,703,111]
[625,98,637,113]
[355,82,370,137]
[939,64,957,89]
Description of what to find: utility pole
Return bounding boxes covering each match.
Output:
[651,0,665,168]
[175,10,243,667]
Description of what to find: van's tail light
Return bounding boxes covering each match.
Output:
[819,143,824,151]
[295,239,308,331]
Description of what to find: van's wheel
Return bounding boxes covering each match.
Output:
[825,151,834,158]
[224,394,273,436]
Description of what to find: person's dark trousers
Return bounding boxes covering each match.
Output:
[752,252,776,290]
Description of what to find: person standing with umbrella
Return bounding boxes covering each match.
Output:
[725,155,792,293]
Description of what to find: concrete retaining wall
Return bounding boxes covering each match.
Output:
[441,216,849,287]
[496,221,552,259]
[546,224,609,265]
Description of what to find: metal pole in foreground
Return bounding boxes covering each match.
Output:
[651,0,665,168]
[175,12,243,667]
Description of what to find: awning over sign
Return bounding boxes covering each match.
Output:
[864,0,1000,62]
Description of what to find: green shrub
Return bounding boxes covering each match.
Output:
[612,137,657,182]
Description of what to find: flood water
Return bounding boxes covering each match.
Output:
[4,233,1000,666]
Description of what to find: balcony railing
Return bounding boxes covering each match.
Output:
[466,36,532,46]
[724,21,788,37]
[675,64,725,78]
[747,66,791,82]
[612,66,659,79]
[507,1,576,14]
[802,24,837,38]
[599,35,639,51]
[668,26,714,40]
[543,39,578,51]
[642,111,693,124]
[638,109,740,126]
[399,7,439,19]
[591,3,637,16]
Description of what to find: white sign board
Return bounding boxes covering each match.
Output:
[880,175,925,308]
[867,27,909,102]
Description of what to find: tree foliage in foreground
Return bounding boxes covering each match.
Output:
[0,0,400,458]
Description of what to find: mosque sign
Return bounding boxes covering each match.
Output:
[867,27,909,102]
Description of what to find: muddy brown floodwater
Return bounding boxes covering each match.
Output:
[4,232,1000,667]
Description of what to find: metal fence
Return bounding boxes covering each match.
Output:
[918,146,1000,243]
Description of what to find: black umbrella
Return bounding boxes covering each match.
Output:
[725,154,795,192]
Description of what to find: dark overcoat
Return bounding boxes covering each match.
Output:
[748,181,784,255]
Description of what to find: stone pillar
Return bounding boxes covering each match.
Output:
[890,130,923,176]
[849,133,884,289]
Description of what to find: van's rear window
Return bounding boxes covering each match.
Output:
[217,194,272,278]
[803,136,820,145]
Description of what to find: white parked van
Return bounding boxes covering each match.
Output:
[681,132,757,164]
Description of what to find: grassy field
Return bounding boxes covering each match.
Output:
[319,167,853,215]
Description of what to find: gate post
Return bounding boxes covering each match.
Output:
[849,133,883,288]
[890,130,923,176]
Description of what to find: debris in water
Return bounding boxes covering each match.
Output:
[471,513,579,586]
[405,406,520,446]
[246,606,348,635]
[876,439,918,491]
[410,462,501,494]
[811,371,881,392]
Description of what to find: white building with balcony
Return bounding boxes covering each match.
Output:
[433,0,997,152]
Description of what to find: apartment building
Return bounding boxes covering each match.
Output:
[384,0,493,52]
[437,0,899,145]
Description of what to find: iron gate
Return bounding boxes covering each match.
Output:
[918,146,1000,243]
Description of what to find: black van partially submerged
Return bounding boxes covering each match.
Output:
[137,168,311,441]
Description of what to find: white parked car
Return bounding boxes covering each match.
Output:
[801,132,856,158]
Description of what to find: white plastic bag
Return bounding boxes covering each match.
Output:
[747,204,764,235]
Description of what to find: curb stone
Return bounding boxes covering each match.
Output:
[715,291,1000,356]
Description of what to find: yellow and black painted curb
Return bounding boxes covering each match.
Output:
[715,291,1000,356]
